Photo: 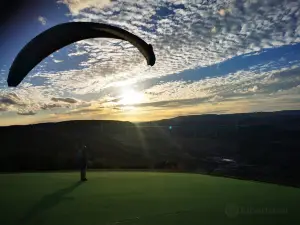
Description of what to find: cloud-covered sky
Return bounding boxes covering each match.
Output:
[1,0,300,126]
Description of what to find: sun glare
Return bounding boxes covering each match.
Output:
[119,90,144,105]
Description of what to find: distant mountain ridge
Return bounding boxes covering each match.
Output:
[1,110,300,187]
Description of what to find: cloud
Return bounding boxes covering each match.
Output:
[40,93,300,124]
[37,0,300,96]
[208,95,224,103]
[68,51,87,57]
[249,85,259,93]
[41,103,63,110]
[0,93,31,114]
[58,0,112,15]
[133,98,205,108]
[51,97,78,104]
[65,107,104,115]
[0,93,22,106]
[38,16,47,25]
[0,88,84,116]
[2,0,300,125]
[141,64,300,106]
[53,59,64,63]
[17,111,36,116]
[269,66,300,80]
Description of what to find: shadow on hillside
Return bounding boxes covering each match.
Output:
[19,181,82,225]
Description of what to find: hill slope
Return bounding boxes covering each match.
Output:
[1,111,300,186]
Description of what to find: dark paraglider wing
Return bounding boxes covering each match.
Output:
[7,22,156,87]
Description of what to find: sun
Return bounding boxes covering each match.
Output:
[119,90,144,105]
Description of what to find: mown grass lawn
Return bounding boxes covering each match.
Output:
[0,171,299,225]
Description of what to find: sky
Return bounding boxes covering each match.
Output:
[1,0,300,126]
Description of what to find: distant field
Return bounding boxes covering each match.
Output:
[0,172,299,225]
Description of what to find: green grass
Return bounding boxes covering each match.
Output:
[0,172,299,225]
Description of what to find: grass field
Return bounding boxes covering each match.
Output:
[0,172,299,225]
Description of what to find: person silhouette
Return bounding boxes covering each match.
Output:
[78,145,88,182]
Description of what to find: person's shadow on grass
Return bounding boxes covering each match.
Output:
[19,181,82,225]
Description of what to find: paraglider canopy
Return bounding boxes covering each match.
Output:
[7,22,156,87]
